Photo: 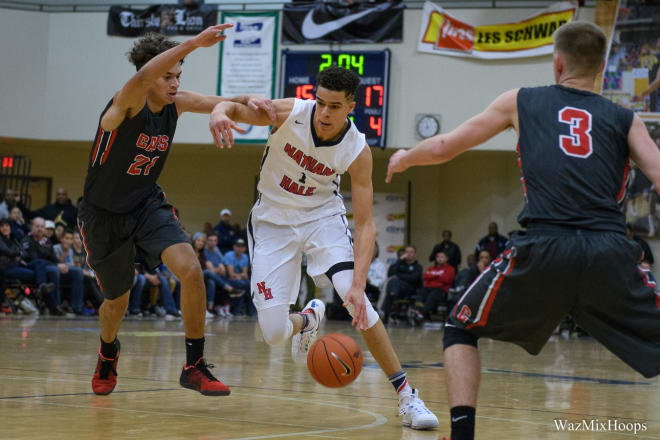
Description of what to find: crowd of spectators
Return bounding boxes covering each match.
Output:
[0,192,253,321]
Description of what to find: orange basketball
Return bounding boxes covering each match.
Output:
[307,333,363,388]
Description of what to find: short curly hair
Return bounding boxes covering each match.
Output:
[317,66,360,100]
[127,33,182,71]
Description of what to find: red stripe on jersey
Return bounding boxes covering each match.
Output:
[79,224,104,292]
[467,249,515,329]
[91,126,103,166]
[100,129,118,165]
[616,159,630,203]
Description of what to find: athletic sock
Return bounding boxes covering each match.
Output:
[100,337,118,359]
[389,370,412,395]
[299,309,316,332]
[450,406,475,440]
[185,337,205,367]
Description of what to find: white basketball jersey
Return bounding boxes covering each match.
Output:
[254,99,365,225]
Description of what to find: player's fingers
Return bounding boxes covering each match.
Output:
[212,127,224,149]
[385,165,393,183]
[226,126,235,148]
[231,121,247,134]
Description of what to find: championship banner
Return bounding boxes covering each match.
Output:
[218,12,278,143]
[107,4,217,37]
[343,192,406,267]
[601,0,660,115]
[282,1,403,45]
[417,1,577,59]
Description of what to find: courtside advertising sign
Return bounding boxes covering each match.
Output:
[417,1,578,59]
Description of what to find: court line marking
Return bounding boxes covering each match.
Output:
[3,390,388,436]
[2,370,658,424]
[228,393,388,440]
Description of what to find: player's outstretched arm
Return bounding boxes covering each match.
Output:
[629,114,660,192]
[101,24,233,131]
[175,91,275,121]
[208,98,295,149]
[345,146,376,330]
[385,88,519,183]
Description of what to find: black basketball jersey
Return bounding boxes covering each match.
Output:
[83,99,178,213]
[516,85,634,233]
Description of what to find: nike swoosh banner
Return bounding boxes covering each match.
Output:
[107,4,217,37]
[282,1,403,45]
[417,1,577,59]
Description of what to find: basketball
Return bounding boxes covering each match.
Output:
[307,333,363,388]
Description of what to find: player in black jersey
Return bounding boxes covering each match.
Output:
[387,22,660,440]
[79,25,275,397]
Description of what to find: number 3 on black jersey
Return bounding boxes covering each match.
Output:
[557,106,593,158]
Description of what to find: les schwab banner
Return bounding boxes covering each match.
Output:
[417,1,578,59]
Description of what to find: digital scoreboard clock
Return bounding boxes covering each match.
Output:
[280,49,390,148]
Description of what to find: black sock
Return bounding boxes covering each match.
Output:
[450,406,475,440]
[100,337,118,359]
[185,337,205,366]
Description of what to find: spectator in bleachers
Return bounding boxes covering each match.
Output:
[366,241,387,304]
[32,187,78,228]
[382,245,423,324]
[213,208,237,254]
[203,232,234,317]
[411,250,456,324]
[158,263,182,315]
[475,222,507,260]
[0,188,28,220]
[8,206,28,241]
[192,232,216,318]
[20,217,66,315]
[429,229,461,270]
[54,223,65,245]
[223,238,252,316]
[53,228,86,315]
[627,223,654,268]
[71,230,103,312]
[44,220,57,244]
[128,267,146,317]
[137,263,178,319]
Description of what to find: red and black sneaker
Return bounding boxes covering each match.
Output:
[92,340,120,395]
[179,358,231,396]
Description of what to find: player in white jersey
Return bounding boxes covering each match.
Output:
[209,67,438,430]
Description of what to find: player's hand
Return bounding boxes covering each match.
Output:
[209,110,247,149]
[247,95,276,123]
[385,149,410,183]
[192,24,234,48]
[343,286,368,331]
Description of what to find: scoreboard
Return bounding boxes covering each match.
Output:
[280,49,390,148]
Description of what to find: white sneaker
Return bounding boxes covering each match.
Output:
[398,389,439,430]
[291,299,325,364]
[205,310,214,320]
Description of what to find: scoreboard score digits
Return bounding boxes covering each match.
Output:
[280,49,390,148]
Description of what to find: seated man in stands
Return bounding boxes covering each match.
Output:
[53,228,86,315]
[411,250,456,324]
[9,206,28,241]
[21,217,66,315]
[382,245,423,323]
[449,250,491,312]
[223,238,252,316]
[204,232,234,315]
[213,209,237,254]
[32,187,78,228]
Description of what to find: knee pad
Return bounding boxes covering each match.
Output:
[443,325,478,350]
[330,268,380,329]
